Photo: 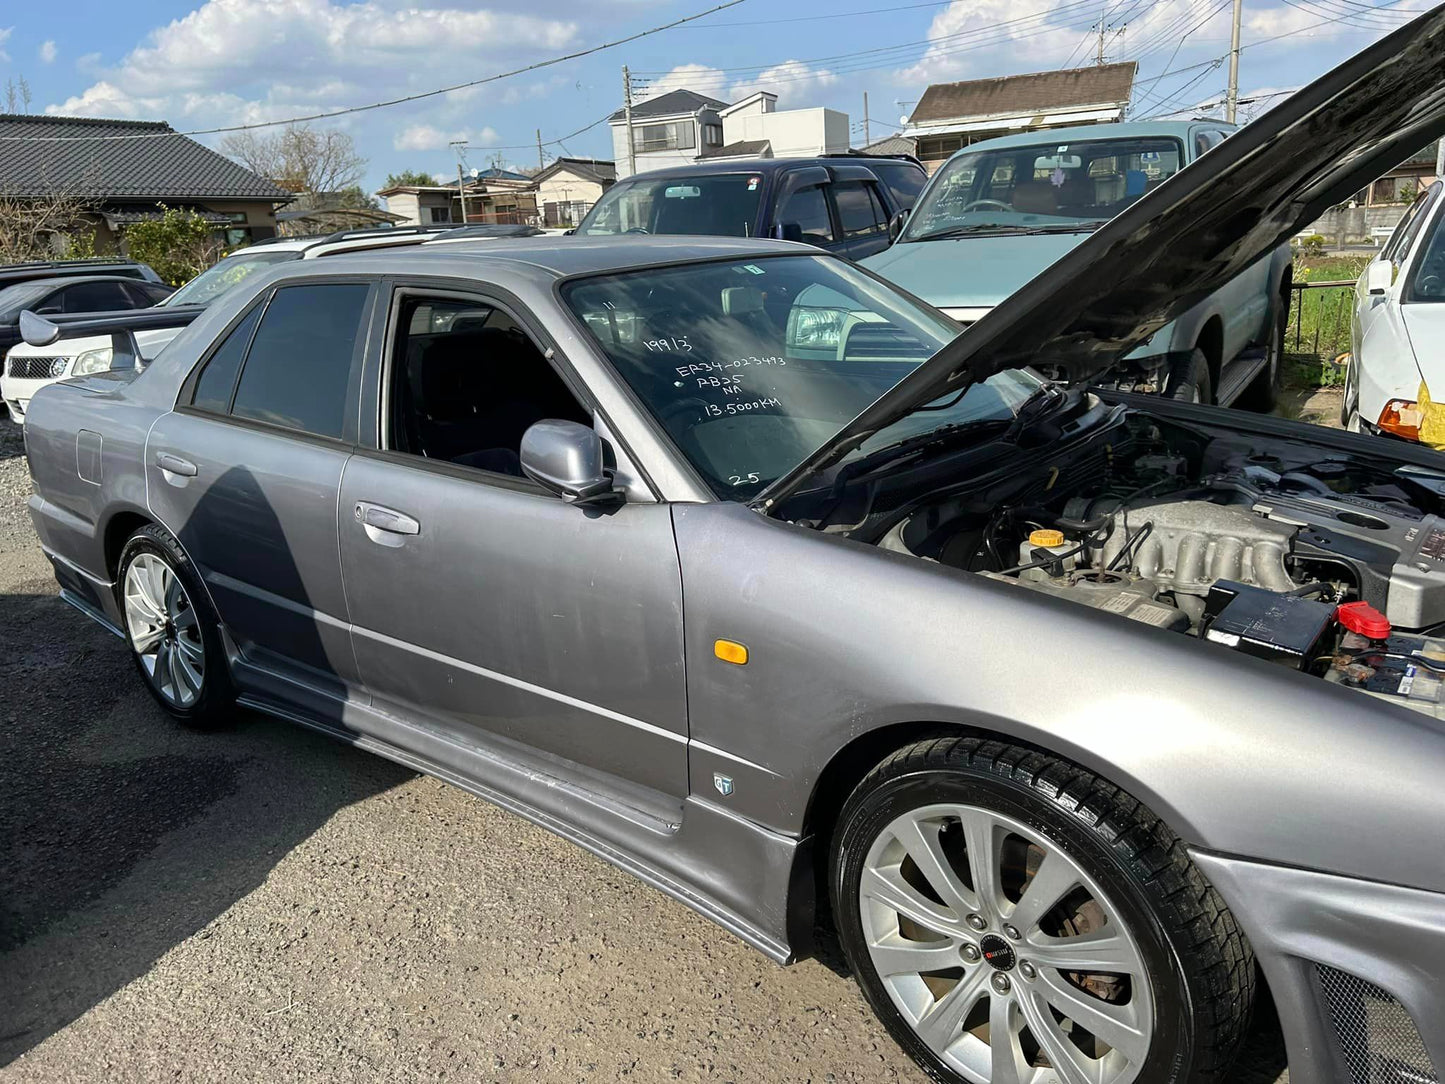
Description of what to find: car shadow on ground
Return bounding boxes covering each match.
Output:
[0,584,413,1065]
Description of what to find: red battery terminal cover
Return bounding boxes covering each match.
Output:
[1336,600,1391,640]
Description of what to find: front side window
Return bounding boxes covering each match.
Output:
[577,173,763,238]
[1404,191,1445,303]
[778,185,833,244]
[563,255,988,499]
[834,182,887,239]
[386,295,589,476]
[902,136,1186,242]
[229,283,369,439]
[61,281,134,312]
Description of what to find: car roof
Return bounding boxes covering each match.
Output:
[609,156,924,183]
[950,120,1232,156]
[0,274,153,291]
[282,235,809,283]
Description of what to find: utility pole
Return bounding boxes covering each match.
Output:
[1097,0,1106,65]
[537,129,545,172]
[863,92,871,147]
[622,65,637,179]
[1225,0,1243,122]
[450,140,470,223]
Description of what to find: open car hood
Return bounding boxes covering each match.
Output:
[758,5,1445,511]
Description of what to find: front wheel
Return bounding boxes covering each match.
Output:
[831,738,1254,1084]
[1164,348,1212,405]
[118,524,233,725]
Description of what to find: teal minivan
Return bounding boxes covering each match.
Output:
[863,121,1294,409]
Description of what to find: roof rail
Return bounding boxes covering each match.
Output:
[312,223,462,246]
[822,151,925,167]
[0,256,142,271]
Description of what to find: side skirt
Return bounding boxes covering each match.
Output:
[233,666,813,965]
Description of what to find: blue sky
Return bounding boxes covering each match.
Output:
[0,0,1429,194]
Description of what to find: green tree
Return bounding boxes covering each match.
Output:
[123,206,224,285]
[384,170,438,187]
[328,184,380,210]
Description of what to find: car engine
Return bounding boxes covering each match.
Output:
[877,409,1445,719]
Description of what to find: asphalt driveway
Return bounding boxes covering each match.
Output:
[0,419,1289,1083]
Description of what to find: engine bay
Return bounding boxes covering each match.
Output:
[866,401,1445,719]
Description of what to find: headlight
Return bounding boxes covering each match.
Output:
[788,306,849,349]
[71,347,114,375]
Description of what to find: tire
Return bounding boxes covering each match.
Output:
[831,737,1254,1084]
[117,523,233,725]
[1164,348,1213,405]
[1238,296,1288,413]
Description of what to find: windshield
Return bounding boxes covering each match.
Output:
[901,136,1186,242]
[563,254,1041,499]
[162,249,301,307]
[576,174,765,238]
[0,282,53,322]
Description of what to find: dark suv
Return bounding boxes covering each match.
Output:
[574,156,927,261]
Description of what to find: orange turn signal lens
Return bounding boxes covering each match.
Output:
[1378,399,1424,441]
[714,639,749,665]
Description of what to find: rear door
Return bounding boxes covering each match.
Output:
[829,178,893,260]
[336,284,690,799]
[146,278,376,696]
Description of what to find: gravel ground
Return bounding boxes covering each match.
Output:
[0,417,1288,1083]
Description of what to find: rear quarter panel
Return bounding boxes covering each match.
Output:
[674,501,1445,895]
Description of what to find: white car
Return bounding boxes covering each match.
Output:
[2,226,467,422]
[1344,178,1445,442]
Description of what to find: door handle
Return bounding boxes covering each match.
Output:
[155,452,197,478]
[355,502,420,536]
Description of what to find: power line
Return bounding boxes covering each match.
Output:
[0,0,747,143]
[673,0,959,28]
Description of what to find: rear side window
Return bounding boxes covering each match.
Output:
[834,182,888,239]
[230,283,369,439]
[778,184,833,244]
[191,304,262,413]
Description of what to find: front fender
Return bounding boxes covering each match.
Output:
[675,501,1445,895]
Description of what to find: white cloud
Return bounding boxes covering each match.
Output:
[39,39,57,64]
[46,0,577,125]
[0,27,12,64]
[638,60,839,108]
[393,123,498,151]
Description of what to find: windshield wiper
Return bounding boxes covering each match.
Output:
[909,219,1111,242]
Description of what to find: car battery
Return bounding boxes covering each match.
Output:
[1201,580,1337,669]
[1326,631,1445,719]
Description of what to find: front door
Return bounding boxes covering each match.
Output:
[338,289,689,798]
[146,280,375,695]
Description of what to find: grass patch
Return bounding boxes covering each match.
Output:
[1294,254,1371,282]
[1284,254,1365,366]
[1284,350,1347,389]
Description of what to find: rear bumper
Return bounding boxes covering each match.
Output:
[1192,850,1445,1084]
[29,493,125,632]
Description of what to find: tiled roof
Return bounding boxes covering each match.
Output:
[858,135,919,157]
[0,114,293,201]
[910,63,1137,125]
[534,157,617,185]
[609,89,728,122]
[700,139,772,159]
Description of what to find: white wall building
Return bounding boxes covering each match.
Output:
[708,93,850,161]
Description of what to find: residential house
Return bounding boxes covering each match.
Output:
[904,63,1138,172]
[857,135,919,158]
[0,113,291,251]
[377,168,540,227]
[609,89,728,178]
[530,157,616,228]
[703,92,850,161]
[1362,140,1439,205]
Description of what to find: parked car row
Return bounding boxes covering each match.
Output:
[14,13,1445,1083]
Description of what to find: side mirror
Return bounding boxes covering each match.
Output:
[777,222,804,244]
[1367,260,1394,295]
[35,305,62,316]
[888,208,910,241]
[519,419,618,505]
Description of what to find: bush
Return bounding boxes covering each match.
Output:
[123,206,224,285]
[1294,233,1328,257]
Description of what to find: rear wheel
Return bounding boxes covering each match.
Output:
[1164,348,1212,405]
[118,524,232,725]
[831,738,1254,1084]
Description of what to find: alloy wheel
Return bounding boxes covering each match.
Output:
[859,803,1154,1084]
[123,552,205,708]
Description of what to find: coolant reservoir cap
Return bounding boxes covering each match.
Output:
[1337,600,1391,640]
[1028,529,1066,547]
